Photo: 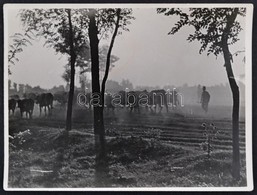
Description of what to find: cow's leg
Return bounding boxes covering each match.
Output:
[166,105,169,113]
[30,109,33,119]
[20,110,22,118]
[48,105,52,116]
[159,105,163,113]
[44,106,47,117]
[39,106,42,116]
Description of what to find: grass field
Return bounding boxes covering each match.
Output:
[8,104,247,188]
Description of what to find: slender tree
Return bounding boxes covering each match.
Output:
[157,7,246,180]
[88,9,106,184]
[20,9,88,131]
[87,8,133,185]
[65,9,76,131]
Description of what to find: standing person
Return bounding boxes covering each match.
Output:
[201,86,210,113]
[197,84,202,103]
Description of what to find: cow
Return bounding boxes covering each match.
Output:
[166,89,180,109]
[149,89,169,113]
[36,93,54,116]
[115,90,148,113]
[127,91,143,113]
[104,92,115,112]
[17,98,34,119]
[9,99,17,115]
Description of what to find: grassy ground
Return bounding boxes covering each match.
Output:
[8,105,247,188]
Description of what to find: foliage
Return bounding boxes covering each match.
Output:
[8,33,33,74]
[9,129,32,149]
[61,44,120,83]
[94,9,134,40]
[19,9,89,57]
[200,123,221,158]
[99,45,120,72]
[157,8,246,57]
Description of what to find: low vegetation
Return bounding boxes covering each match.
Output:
[8,117,246,188]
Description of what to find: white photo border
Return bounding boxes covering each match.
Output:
[3,3,254,191]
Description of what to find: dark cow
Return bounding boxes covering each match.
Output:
[149,89,169,113]
[127,91,143,113]
[36,93,54,116]
[166,89,179,109]
[17,99,34,119]
[104,93,115,112]
[9,99,17,115]
[115,90,149,113]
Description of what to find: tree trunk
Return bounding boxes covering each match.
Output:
[52,9,76,179]
[223,49,240,180]
[101,9,121,105]
[222,8,240,181]
[88,9,108,186]
[66,9,76,132]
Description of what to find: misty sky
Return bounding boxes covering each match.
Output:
[7,8,246,89]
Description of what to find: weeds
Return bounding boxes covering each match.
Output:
[200,123,221,158]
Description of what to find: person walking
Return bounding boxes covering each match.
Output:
[201,86,210,113]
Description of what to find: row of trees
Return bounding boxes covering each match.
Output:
[8,80,47,96]
[18,8,134,184]
[9,7,245,183]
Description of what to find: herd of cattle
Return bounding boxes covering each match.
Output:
[9,89,180,119]
[103,89,180,113]
[9,93,54,118]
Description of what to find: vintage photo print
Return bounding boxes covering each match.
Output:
[3,3,253,191]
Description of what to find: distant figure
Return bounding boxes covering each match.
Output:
[201,86,210,113]
[197,84,202,103]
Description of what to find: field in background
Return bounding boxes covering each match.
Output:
[8,104,246,187]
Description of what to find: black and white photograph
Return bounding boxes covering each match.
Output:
[3,4,253,191]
